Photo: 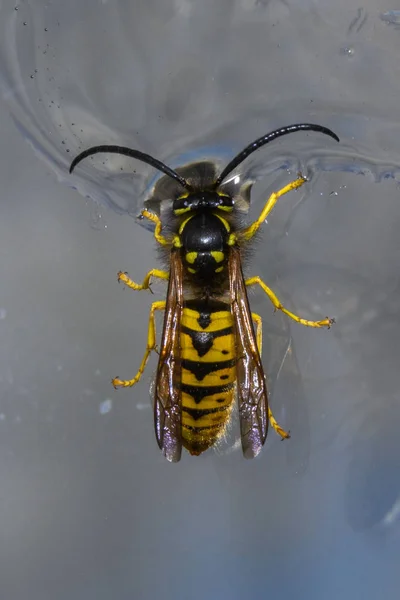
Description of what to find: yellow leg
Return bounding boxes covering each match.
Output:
[251,312,263,357]
[118,269,169,291]
[246,276,334,328]
[252,311,290,439]
[140,209,172,247]
[235,175,306,243]
[112,300,165,389]
[269,410,290,440]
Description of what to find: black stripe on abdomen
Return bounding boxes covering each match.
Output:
[181,325,233,357]
[179,382,235,405]
[182,404,230,421]
[181,357,236,381]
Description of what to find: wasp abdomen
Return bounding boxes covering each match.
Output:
[180,298,236,455]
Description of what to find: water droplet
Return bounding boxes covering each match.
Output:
[340,46,354,57]
[99,399,112,415]
[329,191,338,196]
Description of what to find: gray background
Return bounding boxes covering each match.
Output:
[0,1,400,599]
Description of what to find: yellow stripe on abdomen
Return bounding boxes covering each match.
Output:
[179,299,236,455]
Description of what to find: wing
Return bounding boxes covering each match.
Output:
[153,248,184,462]
[229,246,269,459]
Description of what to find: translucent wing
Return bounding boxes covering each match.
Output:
[153,249,183,462]
[229,246,269,459]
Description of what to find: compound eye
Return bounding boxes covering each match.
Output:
[218,194,234,211]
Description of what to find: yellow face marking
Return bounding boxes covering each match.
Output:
[185,252,197,264]
[215,266,224,273]
[187,267,196,274]
[216,194,233,211]
[211,251,224,263]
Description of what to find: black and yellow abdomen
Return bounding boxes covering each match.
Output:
[180,298,236,455]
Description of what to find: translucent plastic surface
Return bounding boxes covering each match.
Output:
[0,1,399,599]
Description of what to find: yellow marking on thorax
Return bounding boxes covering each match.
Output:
[213,212,231,232]
[185,251,197,264]
[178,214,194,234]
[211,251,225,263]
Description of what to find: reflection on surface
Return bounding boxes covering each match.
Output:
[1,0,400,599]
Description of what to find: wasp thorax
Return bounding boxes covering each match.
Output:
[180,212,229,279]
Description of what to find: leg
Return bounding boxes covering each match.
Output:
[112,300,165,388]
[252,312,290,439]
[238,175,306,242]
[251,312,263,357]
[269,409,290,440]
[246,276,334,328]
[140,209,177,247]
[118,269,169,291]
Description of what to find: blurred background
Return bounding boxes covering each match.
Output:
[0,1,399,599]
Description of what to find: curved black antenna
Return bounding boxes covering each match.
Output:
[69,145,194,191]
[214,123,340,187]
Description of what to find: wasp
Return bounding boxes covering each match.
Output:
[70,123,339,462]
